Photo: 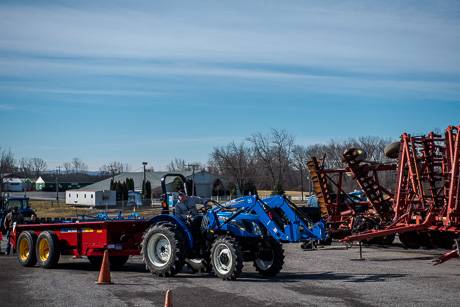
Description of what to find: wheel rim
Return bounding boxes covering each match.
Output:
[255,250,274,270]
[213,243,233,275]
[38,238,50,262]
[147,233,172,267]
[19,238,29,262]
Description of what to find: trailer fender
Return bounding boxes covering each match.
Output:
[148,215,194,250]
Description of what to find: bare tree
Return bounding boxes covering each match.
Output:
[167,158,188,172]
[18,157,33,177]
[209,142,255,195]
[292,145,310,198]
[248,129,294,192]
[99,161,130,176]
[63,157,88,173]
[30,157,47,177]
[167,158,205,172]
[63,162,72,174]
[0,148,16,205]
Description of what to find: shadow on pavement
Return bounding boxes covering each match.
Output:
[235,271,406,283]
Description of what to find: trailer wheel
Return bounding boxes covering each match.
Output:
[17,231,37,267]
[141,224,185,277]
[211,236,243,280]
[254,240,284,277]
[36,231,60,268]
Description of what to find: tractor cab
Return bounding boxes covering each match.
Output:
[160,173,189,214]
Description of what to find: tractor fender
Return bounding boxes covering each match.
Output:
[148,214,194,250]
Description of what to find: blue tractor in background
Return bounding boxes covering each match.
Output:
[0,196,36,234]
[141,174,327,280]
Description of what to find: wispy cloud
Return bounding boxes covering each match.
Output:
[0,104,15,110]
[1,1,459,74]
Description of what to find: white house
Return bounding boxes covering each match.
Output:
[3,178,26,192]
[66,190,116,207]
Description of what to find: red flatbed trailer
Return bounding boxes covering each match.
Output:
[12,219,150,268]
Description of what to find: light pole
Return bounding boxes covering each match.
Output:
[56,166,60,202]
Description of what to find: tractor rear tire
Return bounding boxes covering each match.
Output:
[141,224,185,277]
[36,231,60,268]
[254,240,285,277]
[211,236,243,280]
[17,231,37,267]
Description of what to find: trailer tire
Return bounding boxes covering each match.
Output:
[211,236,243,280]
[36,231,60,268]
[17,231,37,267]
[254,240,284,277]
[141,224,185,277]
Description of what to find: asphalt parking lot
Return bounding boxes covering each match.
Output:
[0,239,459,307]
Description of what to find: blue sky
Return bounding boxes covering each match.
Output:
[1,0,459,170]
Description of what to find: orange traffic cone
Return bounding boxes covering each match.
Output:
[96,250,113,284]
[164,289,173,307]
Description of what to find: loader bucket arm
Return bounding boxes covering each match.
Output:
[259,195,327,242]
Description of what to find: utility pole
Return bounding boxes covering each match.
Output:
[142,162,148,194]
[187,164,199,196]
[56,166,60,202]
[300,165,304,201]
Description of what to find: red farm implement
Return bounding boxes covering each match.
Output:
[342,125,460,263]
[307,155,396,243]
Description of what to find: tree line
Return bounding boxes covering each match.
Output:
[1,129,396,199]
[207,129,395,195]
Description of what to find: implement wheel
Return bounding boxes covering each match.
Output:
[384,142,400,159]
[36,231,60,268]
[141,224,185,277]
[211,236,243,280]
[17,231,37,267]
[398,232,420,249]
[254,240,285,277]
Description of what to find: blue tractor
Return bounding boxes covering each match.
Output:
[141,174,327,280]
[0,196,36,234]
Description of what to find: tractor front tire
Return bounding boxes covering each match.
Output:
[17,231,37,267]
[211,236,243,280]
[141,224,185,277]
[254,240,285,277]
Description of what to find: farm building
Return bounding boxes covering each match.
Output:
[35,173,110,191]
[2,178,26,192]
[82,170,227,198]
[66,190,116,207]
